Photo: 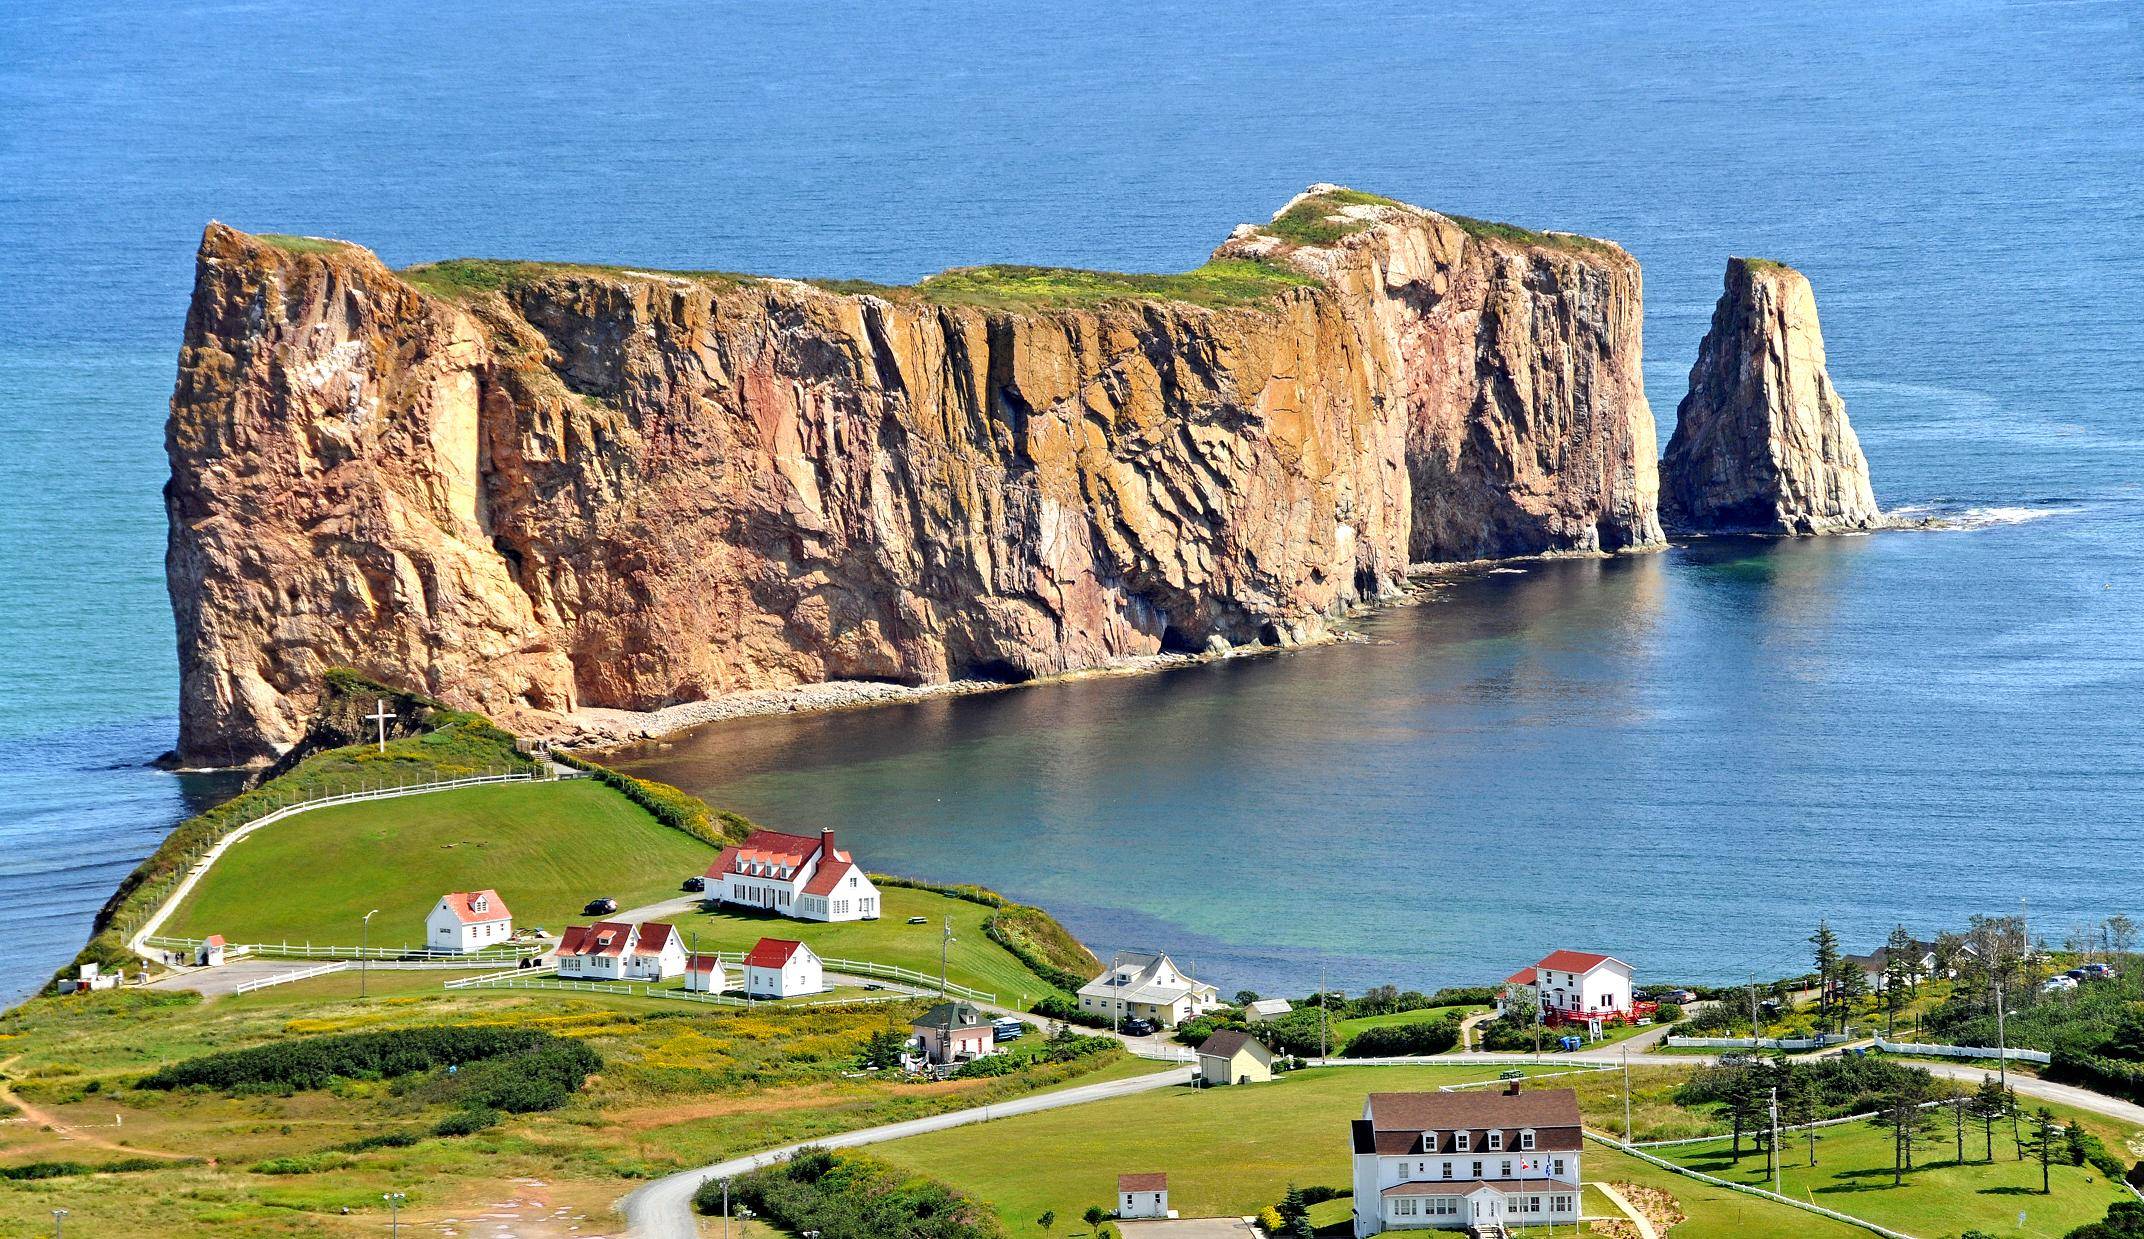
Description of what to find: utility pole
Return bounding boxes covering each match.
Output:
[1994,976,2009,1091]
[361,908,379,998]
[721,1177,732,1239]
[1622,1045,1632,1143]
[1748,973,1761,1041]
[1769,1086,1781,1194]
[1319,962,1329,1063]
[50,1209,66,1239]
[382,1191,405,1238]
[939,919,953,998]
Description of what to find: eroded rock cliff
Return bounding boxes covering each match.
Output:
[167,187,1662,765]
[1660,258,1880,536]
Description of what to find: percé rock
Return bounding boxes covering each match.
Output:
[166,187,1662,766]
[1660,258,1880,536]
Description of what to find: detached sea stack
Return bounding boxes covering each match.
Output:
[166,187,1665,765]
[1660,258,1881,536]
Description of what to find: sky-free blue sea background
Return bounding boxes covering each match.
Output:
[2,1,2139,1004]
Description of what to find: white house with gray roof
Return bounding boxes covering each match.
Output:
[1350,1082,1583,1234]
[1076,949,1219,1029]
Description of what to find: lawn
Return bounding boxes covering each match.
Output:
[1330,1003,1486,1046]
[1659,1108,2132,1239]
[676,885,1074,1005]
[164,780,714,948]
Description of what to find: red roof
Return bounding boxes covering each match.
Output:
[203,934,226,947]
[558,921,634,958]
[1118,1172,1167,1193]
[802,858,854,897]
[438,890,511,924]
[635,922,680,956]
[685,953,724,972]
[706,828,854,884]
[1504,966,1537,986]
[744,937,808,968]
[1535,950,1624,975]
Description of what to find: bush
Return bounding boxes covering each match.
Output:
[696,1147,1004,1238]
[251,1153,350,1175]
[2050,1049,2144,1105]
[1257,1206,1286,1234]
[0,1157,193,1181]
[139,1026,598,1112]
[1031,993,1113,1030]
[1427,986,1501,1006]
[1342,1020,1458,1058]
[1655,1003,1685,1024]
[335,1130,421,1152]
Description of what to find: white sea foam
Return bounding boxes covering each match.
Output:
[1887,503,2081,531]
[1488,567,1528,574]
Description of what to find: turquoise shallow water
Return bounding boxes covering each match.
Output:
[2,0,2140,1002]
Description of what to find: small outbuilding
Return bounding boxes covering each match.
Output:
[1195,1028,1275,1086]
[196,935,227,968]
[911,1001,997,1065]
[682,953,730,993]
[1244,997,1293,1023]
[1117,1172,1170,1220]
[743,937,824,999]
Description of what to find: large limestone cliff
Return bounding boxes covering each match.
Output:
[167,187,1662,765]
[1660,258,1880,535]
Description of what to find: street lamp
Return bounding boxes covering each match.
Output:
[382,1191,405,1237]
[51,1208,67,1239]
[361,909,379,997]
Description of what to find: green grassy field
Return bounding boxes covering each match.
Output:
[1661,1110,2132,1239]
[165,780,714,947]
[1329,1003,1485,1045]
[677,885,1074,1005]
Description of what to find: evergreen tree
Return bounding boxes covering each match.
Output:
[1811,921,1841,1031]
[2021,1107,2059,1193]
[1037,1210,1055,1236]
[1869,1074,1937,1185]
[1965,1075,2011,1162]
[1278,1185,1308,1223]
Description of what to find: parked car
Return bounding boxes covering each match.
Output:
[584,897,618,915]
[2065,967,2088,980]
[1121,1018,1156,1036]
[1668,989,1699,1004]
[2084,962,2115,977]
[993,1018,1026,1041]
[681,876,706,893]
[2043,975,2078,993]
[906,916,929,925]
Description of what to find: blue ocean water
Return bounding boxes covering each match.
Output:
[2,1,2139,1003]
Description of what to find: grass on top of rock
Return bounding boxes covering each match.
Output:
[398,256,760,299]
[257,233,353,255]
[1262,187,1406,246]
[162,778,713,947]
[1445,213,1621,256]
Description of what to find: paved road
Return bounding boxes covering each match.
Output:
[618,1063,1194,1239]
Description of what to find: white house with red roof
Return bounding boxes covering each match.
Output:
[1350,1083,1583,1234]
[742,937,824,998]
[426,890,513,954]
[195,935,228,967]
[1504,950,1645,1027]
[706,827,881,923]
[1117,1173,1170,1220]
[682,953,730,994]
[556,921,686,982]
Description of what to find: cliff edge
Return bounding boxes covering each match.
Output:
[167,187,1661,765]
[1660,258,1880,536]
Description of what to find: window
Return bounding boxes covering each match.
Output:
[1471,1161,1483,1179]
[1422,1132,1438,1152]
[1488,1130,1503,1151]
[1552,1195,1572,1213]
[1500,1160,1512,1178]
[1520,1130,1536,1151]
[1455,1131,1470,1151]
[1441,1162,1453,1180]
[1551,1158,1566,1176]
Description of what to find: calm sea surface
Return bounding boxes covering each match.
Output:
[2,1,2139,1003]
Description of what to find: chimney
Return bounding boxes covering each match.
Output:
[1505,1079,1522,1097]
[821,827,836,856]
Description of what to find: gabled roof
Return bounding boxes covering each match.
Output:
[913,1001,991,1033]
[707,828,854,883]
[1367,1088,1583,1133]
[558,921,634,958]
[1078,949,1209,1005]
[1197,1028,1270,1060]
[1534,950,1626,975]
[1246,998,1293,1015]
[202,934,226,947]
[437,890,511,923]
[1117,1172,1167,1193]
[684,953,725,972]
[744,937,811,968]
[802,857,854,897]
[1505,966,1538,986]
[634,922,680,956]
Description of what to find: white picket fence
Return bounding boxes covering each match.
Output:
[1872,1037,2051,1065]
[1667,1034,1855,1051]
[233,961,349,994]
[694,950,994,1004]
[145,934,537,964]
[444,965,553,989]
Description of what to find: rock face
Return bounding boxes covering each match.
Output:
[166,188,1663,765]
[1660,258,1880,536]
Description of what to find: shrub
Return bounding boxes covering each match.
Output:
[1342,1020,1459,1058]
[696,1146,1004,1238]
[335,1130,421,1152]
[1030,993,1112,1030]
[1655,1003,1685,1023]
[251,1154,350,1175]
[1257,1206,1286,1234]
[0,1157,194,1181]
[139,1026,598,1112]
[2050,1049,2144,1105]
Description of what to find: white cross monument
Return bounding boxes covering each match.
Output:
[365,699,395,753]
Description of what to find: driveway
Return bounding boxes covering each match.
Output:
[1121,1220,1258,1238]
[618,1064,1194,1239]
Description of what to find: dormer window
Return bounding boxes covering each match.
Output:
[1421,1132,1438,1153]
[471,896,487,913]
[1488,1131,1503,1151]
[1455,1131,1470,1152]
[1520,1130,1536,1151]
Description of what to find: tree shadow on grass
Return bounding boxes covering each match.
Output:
[1977,1185,2047,1196]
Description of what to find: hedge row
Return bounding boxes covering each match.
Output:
[2050,1049,2144,1106]
[139,1026,597,1105]
[552,751,754,848]
[1,1157,197,1181]
[871,875,1097,993]
[1030,992,1115,1030]
[1341,1019,1461,1058]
